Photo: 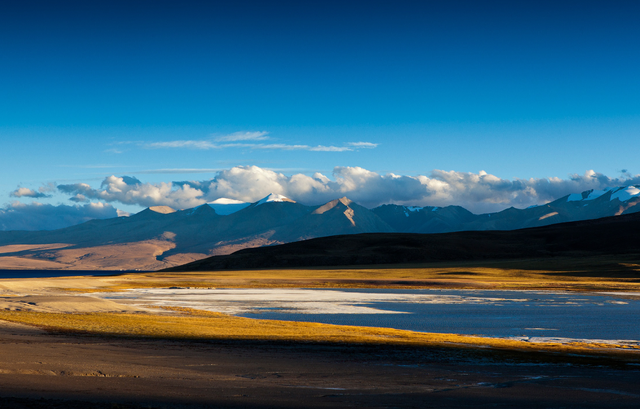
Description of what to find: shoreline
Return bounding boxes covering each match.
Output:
[2,270,640,408]
[2,270,640,358]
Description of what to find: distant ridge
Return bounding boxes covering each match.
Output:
[0,186,639,271]
[164,211,640,272]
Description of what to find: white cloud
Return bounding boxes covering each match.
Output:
[213,131,269,142]
[251,144,352,152]
[0,202,118,231]
[10,185,53,199]
[147,140,219,149]
[116,209,131,217]
[134,168,225,174]
[6,167,637,231]
[53,166,640,213]
[347,142,378,149]
[69,194,88,202]
[143,134,377,153]
[146,131,271,148]
[59,175,204,210]
[308,146,352,152]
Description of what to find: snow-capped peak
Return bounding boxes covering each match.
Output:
[255,193,295,206]
[566,185,640,204]
[205,198,250,215]
[610,185,640,202]
[401,206,422,217]
[566,189,607,202]
[210,198,246,205]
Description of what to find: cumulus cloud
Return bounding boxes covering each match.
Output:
[54,167,640,213]
[0,202,119,231]
[58,175,204,209]
[10,184,55,199]
[116,209,131,217]
[69,194,88,202]
[10,187,49,199]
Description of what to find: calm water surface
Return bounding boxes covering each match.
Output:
[102,288,640,342]
[242,289,640,340]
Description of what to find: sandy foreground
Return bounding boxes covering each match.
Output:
[2,273,640,408]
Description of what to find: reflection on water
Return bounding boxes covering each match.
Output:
[100,288,640,343]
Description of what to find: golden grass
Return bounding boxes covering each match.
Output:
[60,255,640,294]
[0,308,638,362]
[4,256,639,362]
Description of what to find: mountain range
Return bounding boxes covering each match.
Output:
[166,210,640,272]
[0,186,638,270]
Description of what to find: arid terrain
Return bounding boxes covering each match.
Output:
[1,262,640,408]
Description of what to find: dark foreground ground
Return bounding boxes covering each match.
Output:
[1,321,640,409]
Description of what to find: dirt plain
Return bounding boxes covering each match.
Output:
[3,320,640,409]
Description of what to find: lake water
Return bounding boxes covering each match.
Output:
[99,288,640,343]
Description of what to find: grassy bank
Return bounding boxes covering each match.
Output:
[58,255,640,293]
[1,307,639,363]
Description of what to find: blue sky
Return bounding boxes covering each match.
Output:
[1,1,640,229]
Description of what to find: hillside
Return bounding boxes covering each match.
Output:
[164,211,640,271]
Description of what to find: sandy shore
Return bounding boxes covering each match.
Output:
[2,273,640,408]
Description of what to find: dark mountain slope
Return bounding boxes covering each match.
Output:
[273,197,394,241]
[373,186,640,233]
[372,205,477,233]
[165,211,640,271]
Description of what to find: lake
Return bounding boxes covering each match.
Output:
[99,288,640,344]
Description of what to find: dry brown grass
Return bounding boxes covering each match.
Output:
[60,256,640,293]
[0,308,638,361]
